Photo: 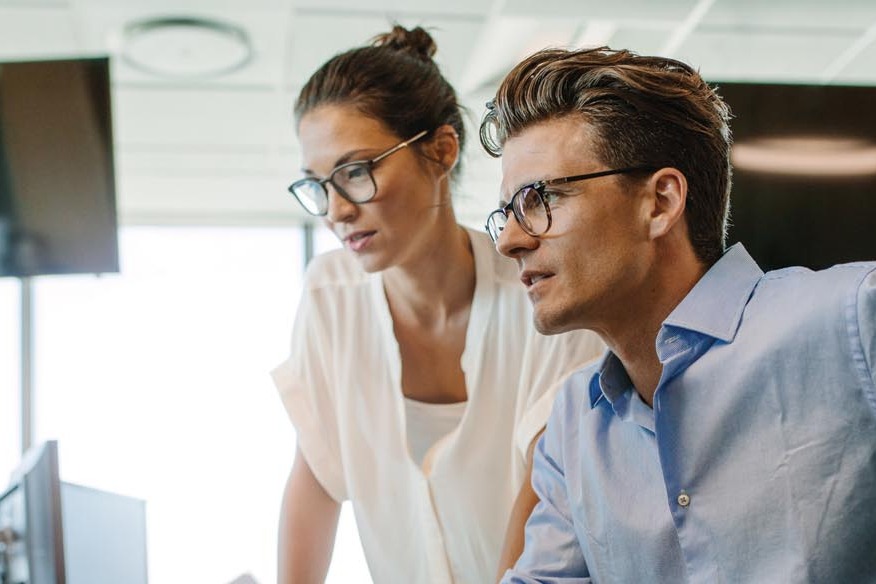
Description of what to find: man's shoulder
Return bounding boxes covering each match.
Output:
[737,261,876,349]
[755,261,876,306]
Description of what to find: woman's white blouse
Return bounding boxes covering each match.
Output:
[272,228,604,584]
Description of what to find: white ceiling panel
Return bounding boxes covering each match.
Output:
[604,27,674,57]
[457,16,581,96]
[503,0,700,21]
[0,6,80,60]
[703,0,876,30]
[830,42,876,85]
[285,13,483,92]
[676,29,859,82]
[291,0,491,17]
[112,87,291,149]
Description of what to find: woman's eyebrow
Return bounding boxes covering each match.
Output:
[300,149,372,177]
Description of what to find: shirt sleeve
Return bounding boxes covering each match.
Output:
[515,330,604,457]
[271,274,347,502]
[502,383,591,584]
[856,267,876,414]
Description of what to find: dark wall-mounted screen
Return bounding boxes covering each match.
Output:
[0,56,119,278]
[717,82,876,271]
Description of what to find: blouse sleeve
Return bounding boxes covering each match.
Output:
[271,268,347,502]
[515,329,605,458]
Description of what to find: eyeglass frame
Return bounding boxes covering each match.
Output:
[288,129,430,216]
[485,166,658,243]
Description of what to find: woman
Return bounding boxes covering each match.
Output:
[271,25,604,583]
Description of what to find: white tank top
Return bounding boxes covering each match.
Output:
[403,397,467,467]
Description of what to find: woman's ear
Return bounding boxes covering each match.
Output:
[647,168,688,241]
[424,124,460,177]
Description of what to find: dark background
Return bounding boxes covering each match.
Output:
[718,82,876,271]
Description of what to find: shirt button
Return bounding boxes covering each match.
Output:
[677,491,691,507]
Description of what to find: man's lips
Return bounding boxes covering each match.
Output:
[520,270,554,288]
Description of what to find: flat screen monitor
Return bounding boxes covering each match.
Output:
[0,441,65,584]
[718,82,876,271]
[0,442,148,584]
[0,56,119,278]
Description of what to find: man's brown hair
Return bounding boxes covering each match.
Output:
[480,47,732,265]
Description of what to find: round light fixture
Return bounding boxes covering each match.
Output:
[121,16,253,79]
[732,136,876,177]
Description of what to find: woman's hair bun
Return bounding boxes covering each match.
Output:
[371,25,437,61]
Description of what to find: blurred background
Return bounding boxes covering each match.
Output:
[1,0,875,582]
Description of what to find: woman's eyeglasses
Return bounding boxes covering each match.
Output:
[288,130,429,216]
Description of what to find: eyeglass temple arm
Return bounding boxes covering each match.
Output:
[371,129,430,164]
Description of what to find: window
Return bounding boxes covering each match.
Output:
[0,279,20,477]
[12,225,368,583]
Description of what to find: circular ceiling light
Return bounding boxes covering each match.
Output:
[121,16,253,79]
[732,136,876,177]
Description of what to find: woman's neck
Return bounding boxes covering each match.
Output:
[382,222,475,329]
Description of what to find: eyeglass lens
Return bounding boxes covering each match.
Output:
[486,186,550,242]
[292,161,376,216]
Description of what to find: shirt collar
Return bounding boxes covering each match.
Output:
[588,243,763,409]
[662,243,763,343]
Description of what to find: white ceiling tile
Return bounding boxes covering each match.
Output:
[0,7,81,60]
[457,16,580,96]
[502,0,701,21]
[829,39,876,85]
[675,29,858,82]
[704,0,876,30]
[292,0,492,17]
[285,14,483,93]
[112,86,291,149]
[606,27,674,56]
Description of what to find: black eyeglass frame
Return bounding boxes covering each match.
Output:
[485,166,658,243]
[288,129,430,216]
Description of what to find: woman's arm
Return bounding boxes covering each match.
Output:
[278,445,341,584]
[494,429,544,582]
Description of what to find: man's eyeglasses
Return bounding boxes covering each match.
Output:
[288,130,430,216]
[485,166,657,243]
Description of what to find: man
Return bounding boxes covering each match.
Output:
[481,47,876,583]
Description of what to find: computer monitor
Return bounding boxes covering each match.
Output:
[0,56,119,278]
[0,440,65,584]
[0,442,149,584]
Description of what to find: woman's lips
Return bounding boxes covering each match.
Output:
[344,230,376,252]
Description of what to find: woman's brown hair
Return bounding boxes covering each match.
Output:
[295,25,466,176]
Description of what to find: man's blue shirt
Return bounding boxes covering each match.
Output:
[504,244,876,583]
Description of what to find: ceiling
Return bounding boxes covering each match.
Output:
[1,0,875,228]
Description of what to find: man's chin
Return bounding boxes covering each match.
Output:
[533,311,569,336]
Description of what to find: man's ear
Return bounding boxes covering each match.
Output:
[647,168,688,241]
[424,124,459,177]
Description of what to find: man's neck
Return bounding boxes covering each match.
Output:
[604,246,709,407]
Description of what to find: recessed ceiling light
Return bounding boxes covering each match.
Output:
[121,16,253,79]
[732,136,876,177]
